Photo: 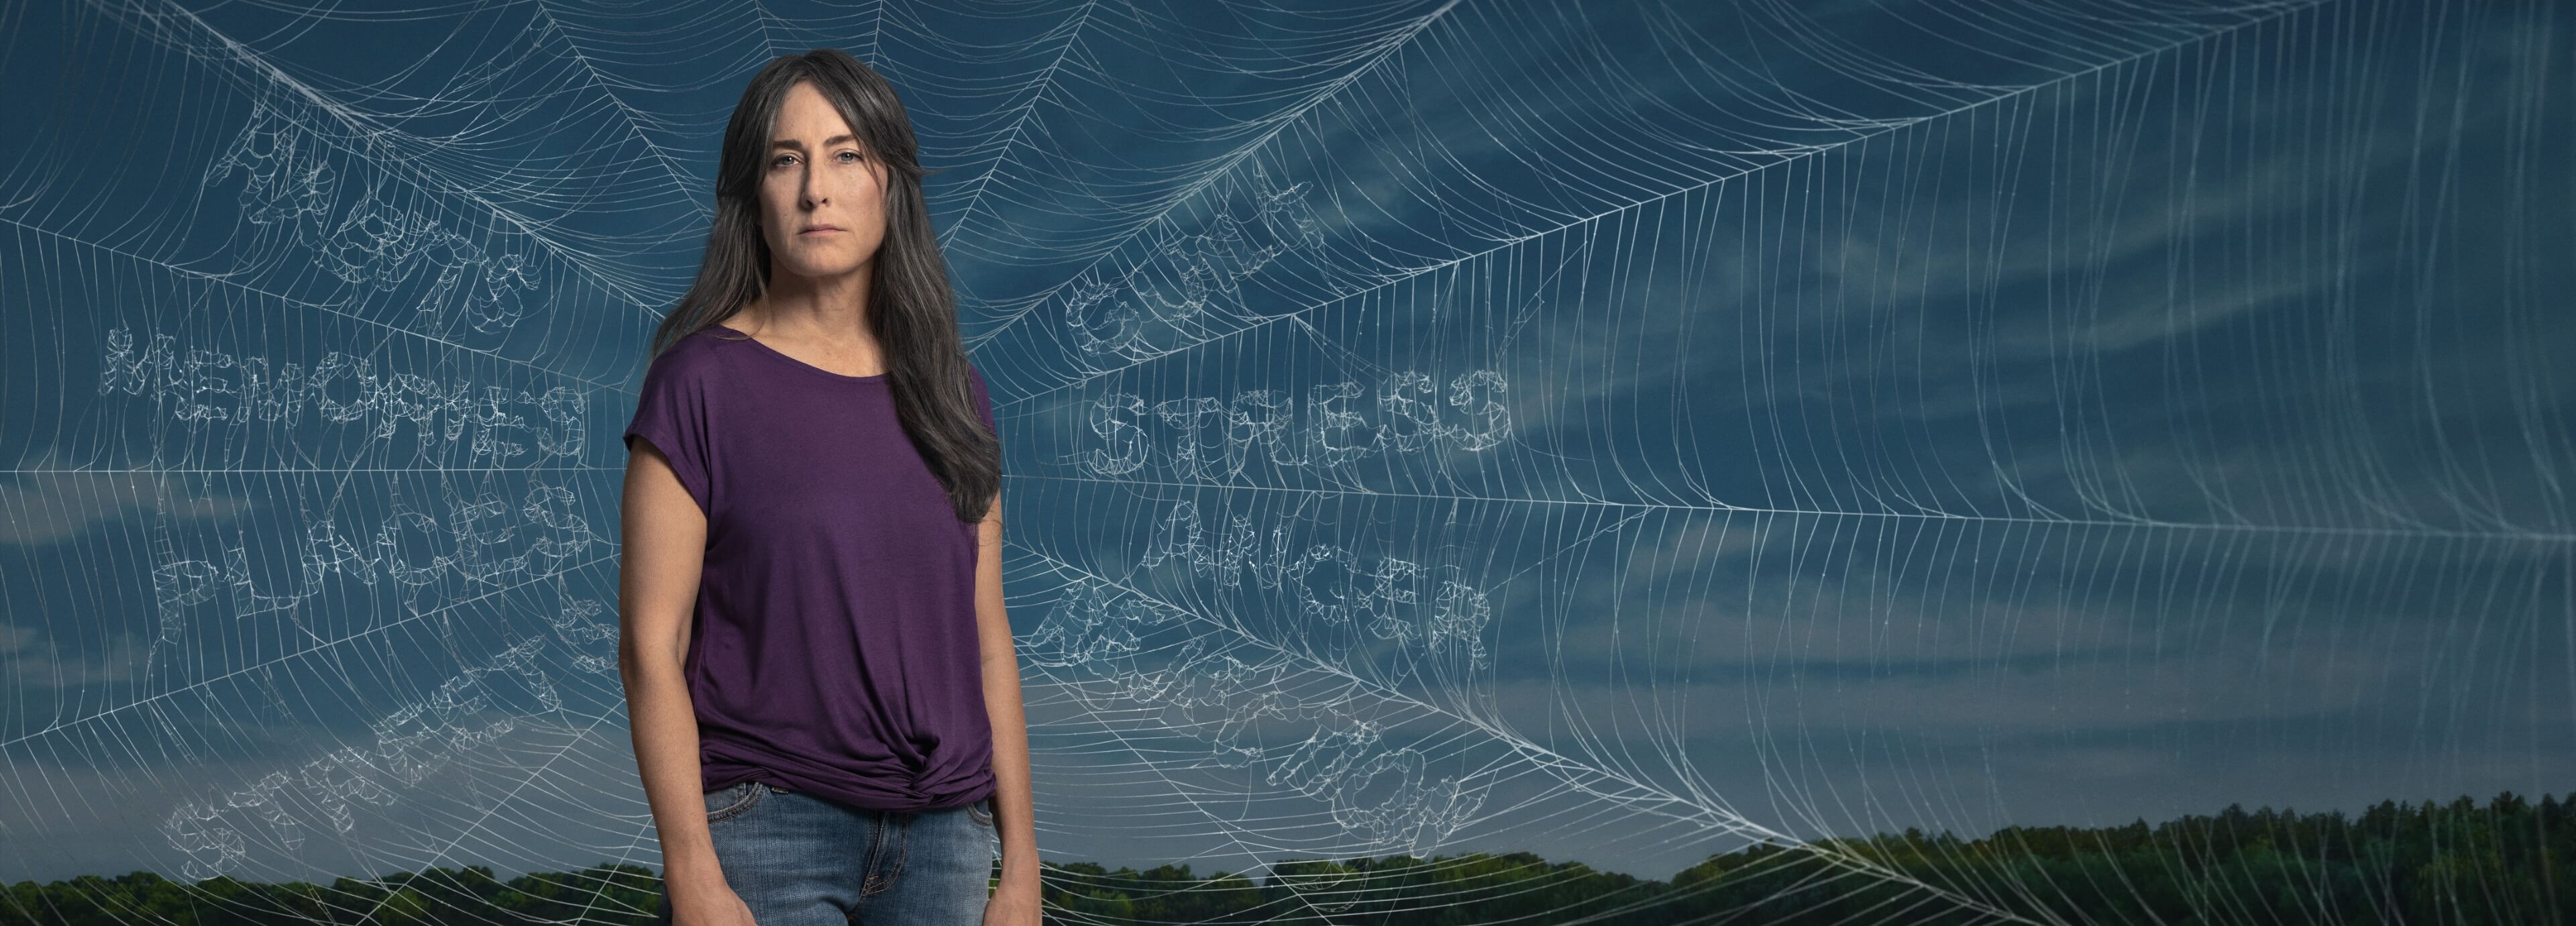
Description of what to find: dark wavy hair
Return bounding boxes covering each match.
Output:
[646,48,998,525]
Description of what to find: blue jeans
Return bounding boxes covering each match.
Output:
[658,780,997,925]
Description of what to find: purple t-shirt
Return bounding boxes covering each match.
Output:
[623,324,996,812]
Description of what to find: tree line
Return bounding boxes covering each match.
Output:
[6,790,2567,925]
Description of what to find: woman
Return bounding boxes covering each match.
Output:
[617,48,1040,926]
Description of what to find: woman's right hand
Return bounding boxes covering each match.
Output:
[668,880,759,926]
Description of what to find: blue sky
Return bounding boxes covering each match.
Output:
[1,0,2569,897]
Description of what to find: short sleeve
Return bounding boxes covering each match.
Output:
[624,350,713,516]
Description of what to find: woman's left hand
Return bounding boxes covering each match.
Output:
[983,880,1042,926]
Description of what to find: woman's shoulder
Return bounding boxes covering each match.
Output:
[645,325,741,378]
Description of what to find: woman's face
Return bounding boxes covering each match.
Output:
[757,81,888,282]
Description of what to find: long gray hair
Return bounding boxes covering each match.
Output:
[647,48,998,525]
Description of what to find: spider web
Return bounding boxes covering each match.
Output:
[0,1,2567,925]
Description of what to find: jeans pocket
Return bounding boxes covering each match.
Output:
[705,781,767,824]
[966,796,994,829]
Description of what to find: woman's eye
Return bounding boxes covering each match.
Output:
[837,150,862,163]
[771,154,796,168]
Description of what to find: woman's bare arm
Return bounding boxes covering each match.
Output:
[617,439,724,895]
[975,491,1043,921]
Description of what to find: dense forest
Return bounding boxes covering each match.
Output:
[6,790,2567,925]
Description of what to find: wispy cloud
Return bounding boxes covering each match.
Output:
[1,625,145,690]
[0,467,252,546]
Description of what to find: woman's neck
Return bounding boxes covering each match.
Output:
[739,264,874,345]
